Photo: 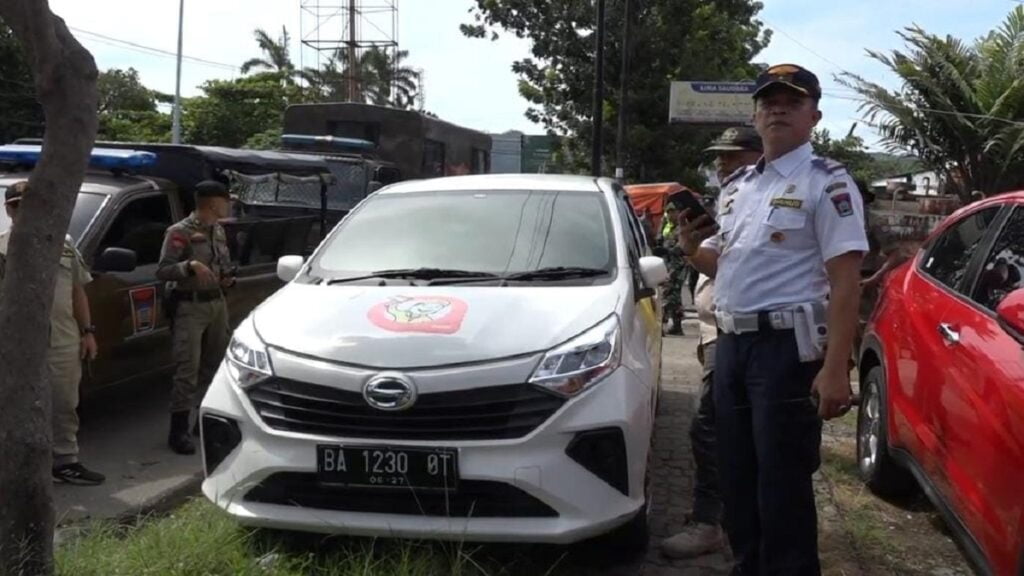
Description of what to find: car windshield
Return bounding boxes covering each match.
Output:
[0,190,105,244]
[313,189,615,280]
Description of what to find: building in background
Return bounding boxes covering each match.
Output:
[489,130,556,174]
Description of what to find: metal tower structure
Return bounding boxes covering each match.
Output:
[300,0,400,103]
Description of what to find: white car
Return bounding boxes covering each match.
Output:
[199,174,669,550]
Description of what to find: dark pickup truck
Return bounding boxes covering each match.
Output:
[0,143,334,396]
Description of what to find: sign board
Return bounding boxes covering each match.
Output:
[669,81,755,125]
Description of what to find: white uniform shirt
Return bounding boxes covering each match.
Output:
[701,142,868,314]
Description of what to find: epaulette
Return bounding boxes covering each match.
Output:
[721,166,749,188]
[811,157,848,175]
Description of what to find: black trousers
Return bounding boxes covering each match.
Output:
[690,339,722,525]
[714,328,823,576]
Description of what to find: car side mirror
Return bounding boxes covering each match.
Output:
[996,288,1024,344]
[639,256,669,288]
[277,255,304,283]
[93,247,137,273]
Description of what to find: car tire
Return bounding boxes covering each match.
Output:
[857,365,917,498]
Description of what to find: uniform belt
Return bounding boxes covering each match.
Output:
[173,289,223,303]
[715,309,798,334]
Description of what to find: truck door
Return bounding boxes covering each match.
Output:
[85,192,175,393]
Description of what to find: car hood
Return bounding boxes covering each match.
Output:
[253,282,622,368]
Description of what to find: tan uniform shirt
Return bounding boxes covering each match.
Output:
[694,273,717,346]
[0,231,92,348]
[155,213,232,289]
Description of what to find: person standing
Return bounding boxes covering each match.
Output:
[0,181,104,485]
[156,180,236,455]
[661,126,763,559]
[658,202,686,335]
[678,64,868,575]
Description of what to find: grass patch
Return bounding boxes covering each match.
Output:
[55,498,581,576]
[819,440,974,576]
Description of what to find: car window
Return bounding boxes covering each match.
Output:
[920,206,1001,292]
[313,189,615,277]
[0,190,105,244]
[971,207,1024,311]
[98,194,173,266]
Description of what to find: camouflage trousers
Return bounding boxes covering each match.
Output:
[170,298,230,413]
[662,264,688,319]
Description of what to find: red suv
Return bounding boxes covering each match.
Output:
[858,192,1024,576]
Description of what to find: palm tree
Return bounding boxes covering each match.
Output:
[241,26,295,82]
[300,47,421,109]
[839,6,1024,200]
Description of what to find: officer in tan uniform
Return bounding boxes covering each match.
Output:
[156,180,236,455]
[662,126,763,559]
[0,181,104,485]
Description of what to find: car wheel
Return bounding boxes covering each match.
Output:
[857,365,917,498]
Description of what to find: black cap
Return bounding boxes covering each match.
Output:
[4,181,28,205]
[753,64,822,100]
[704,126,763,153]
[195,180,230,200]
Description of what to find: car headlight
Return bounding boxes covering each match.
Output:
[225,316,272,388]
[530,315,621,397]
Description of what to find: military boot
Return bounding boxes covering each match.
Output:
[168,410,196,455]
[668,313,684,336]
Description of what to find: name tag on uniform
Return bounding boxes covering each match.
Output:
[770,197,803,209]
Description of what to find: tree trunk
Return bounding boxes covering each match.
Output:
[0,2,98,574]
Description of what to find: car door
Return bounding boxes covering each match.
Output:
[901,206,1004,480]
[934,202,1024,572]
[84,191,175,393]
[612,187,662,400]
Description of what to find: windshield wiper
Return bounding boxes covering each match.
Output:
[326,268,500,285]
[501,266,610,282]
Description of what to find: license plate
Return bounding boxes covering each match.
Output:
[316,445,459,491]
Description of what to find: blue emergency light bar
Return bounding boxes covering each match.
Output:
[0,144,158,170]
[281,134,376,151]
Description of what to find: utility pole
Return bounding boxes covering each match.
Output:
[348,0,360,102]
[591,0,606,177]
[172,0,184,144]
[614,0,632,181]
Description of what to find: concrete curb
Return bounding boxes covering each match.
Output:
[113,471,204,525]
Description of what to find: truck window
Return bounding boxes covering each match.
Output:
[423,139,446,177]
[98,195,173,266]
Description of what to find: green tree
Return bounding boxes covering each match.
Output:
[839,5,1024,200]
[0,20,44,143]
[241,26,295,83]
[301,47,421,109]
[183,72,298,147]
[812,125,881,183]
[96,67,172,142]
[461,0,770,182]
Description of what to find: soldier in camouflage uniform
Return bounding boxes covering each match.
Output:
[156,180,236,455]
[659,203,686,335]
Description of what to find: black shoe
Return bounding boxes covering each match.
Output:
[168,411,196,455]
[53,462,105,486]
[668,319,684,336]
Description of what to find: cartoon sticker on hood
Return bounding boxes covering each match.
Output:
[367,295,468,334]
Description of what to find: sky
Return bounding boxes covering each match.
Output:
[45,0,1021,150]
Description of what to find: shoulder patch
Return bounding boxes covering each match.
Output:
[721,166,749,188]
[830,192,854,217]
[825,181,848,194]
[811,157,848,175]
[169,230,189,250]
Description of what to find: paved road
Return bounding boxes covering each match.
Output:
[54,375,201,527]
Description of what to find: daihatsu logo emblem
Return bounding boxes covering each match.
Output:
[363,373,417,411]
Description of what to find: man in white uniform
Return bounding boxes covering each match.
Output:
[678,64,868,575]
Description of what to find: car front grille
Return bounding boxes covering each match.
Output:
[244,472,559,518]
[246,377,565,441]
